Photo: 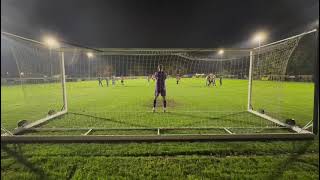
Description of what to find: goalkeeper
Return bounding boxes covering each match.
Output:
[153,64,167,113]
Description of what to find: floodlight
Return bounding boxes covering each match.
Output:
[253,32,267,43]
[218,49,224,55]
[87,52,94,58]
[43,36,60,49]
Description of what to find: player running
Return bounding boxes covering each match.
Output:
[153,64,167,113]
[219,76,223,86]
[98,76,103,87]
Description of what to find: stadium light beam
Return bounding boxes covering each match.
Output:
[43,36,60,49]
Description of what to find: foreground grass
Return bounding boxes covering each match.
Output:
[1,140,319,179]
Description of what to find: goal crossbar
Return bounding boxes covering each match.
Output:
[1,133,315,144]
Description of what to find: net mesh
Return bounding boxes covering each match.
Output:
[37,48,277,135]
[1,34,64,131]
[1,30,317,136]
[250,32,316,130]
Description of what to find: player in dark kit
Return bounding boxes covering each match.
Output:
[120,76,124,85]
[153,64,167,112]
[176,74,181,85]
[206,74,212,86]
[98,77,103,87]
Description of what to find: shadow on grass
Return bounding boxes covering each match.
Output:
[68,112,150,128]
[66,111,263,128]
[169,111,264,127]
[266,141,315,180]
[1,144,48,179]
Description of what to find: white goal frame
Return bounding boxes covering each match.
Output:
[246,29,318,135]
[1,29,318,143]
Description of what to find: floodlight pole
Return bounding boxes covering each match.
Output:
[258,40,261,61]
[88,58,91,80]
[61,51,68,111]
[49,48,53,77]
[247,51,253,110]
[220,54,222,75]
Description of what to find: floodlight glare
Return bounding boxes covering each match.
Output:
[87,52,94,58]
[218,49,224,55]
[43,36,60,49]
[253,32,267,43]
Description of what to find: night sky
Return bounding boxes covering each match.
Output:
[1,0,319,48]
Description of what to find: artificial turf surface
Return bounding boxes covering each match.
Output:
[1,77,318,179]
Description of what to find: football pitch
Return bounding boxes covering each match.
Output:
[1,78,315,133]
[1,78,319,179]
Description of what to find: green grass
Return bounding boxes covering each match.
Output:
[1,141,319,179]
[1,78,314,132]
[1,77,318,179]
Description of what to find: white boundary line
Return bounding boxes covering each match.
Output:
[224,128,234,134]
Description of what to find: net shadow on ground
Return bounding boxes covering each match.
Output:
[265,141,316,180]
[66,112,151,128]
[169,111,268,127]
[1,144,48,179]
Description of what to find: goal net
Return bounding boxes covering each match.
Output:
[249,30,317,133]
[1,32,66,135]
[1,29,317,138]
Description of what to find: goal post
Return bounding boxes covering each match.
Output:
[1,29,318,143]
[61,51,68,112]
[247,29,318,134]
[247,50,253,110]
[1,31,68,135]
[313,28,319,135]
